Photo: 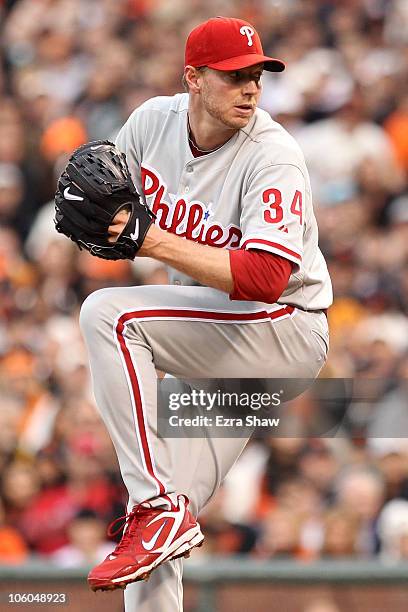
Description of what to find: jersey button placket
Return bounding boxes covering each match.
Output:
[179,165,193,195]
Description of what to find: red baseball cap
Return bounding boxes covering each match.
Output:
[185,17,285,72]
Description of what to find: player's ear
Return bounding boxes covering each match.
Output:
[184,66,203,94]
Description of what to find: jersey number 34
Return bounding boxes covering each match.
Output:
[262,188,303,226]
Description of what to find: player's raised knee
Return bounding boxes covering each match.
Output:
[79,288,114,337]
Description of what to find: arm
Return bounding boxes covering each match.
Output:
[110,214,233,292]
[141,224,234,292]
[109,212,292,300]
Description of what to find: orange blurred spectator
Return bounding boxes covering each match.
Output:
[40,117,87,163]
[384,95,408,172]
[0,498,28,565]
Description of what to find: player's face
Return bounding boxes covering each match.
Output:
[199,64,263,129]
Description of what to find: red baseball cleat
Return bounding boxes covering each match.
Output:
[88,494,204,591]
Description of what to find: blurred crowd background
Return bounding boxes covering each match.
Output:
[0,0,408,579]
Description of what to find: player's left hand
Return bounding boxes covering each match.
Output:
[108,209,131,243]
[54,140,155,260]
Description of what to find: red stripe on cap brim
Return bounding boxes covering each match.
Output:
[206,54,285,72]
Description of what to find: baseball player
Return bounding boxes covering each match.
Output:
[55,16,332,612]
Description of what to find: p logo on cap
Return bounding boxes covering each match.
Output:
[239,25,255,47]
[185,17,285,73]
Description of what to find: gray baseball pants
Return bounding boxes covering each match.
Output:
[79,284,328,611]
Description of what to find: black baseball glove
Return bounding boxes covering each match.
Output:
[54,140,155,260]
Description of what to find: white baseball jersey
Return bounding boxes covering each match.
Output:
[115,93,332,310]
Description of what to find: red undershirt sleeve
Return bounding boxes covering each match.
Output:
[229,249,293,303]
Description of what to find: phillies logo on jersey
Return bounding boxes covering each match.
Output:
[141,165,242,249]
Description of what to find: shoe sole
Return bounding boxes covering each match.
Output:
[89,526,204,592]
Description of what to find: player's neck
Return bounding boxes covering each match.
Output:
[188,107,237,152]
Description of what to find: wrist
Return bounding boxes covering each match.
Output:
[138,223,164,258]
